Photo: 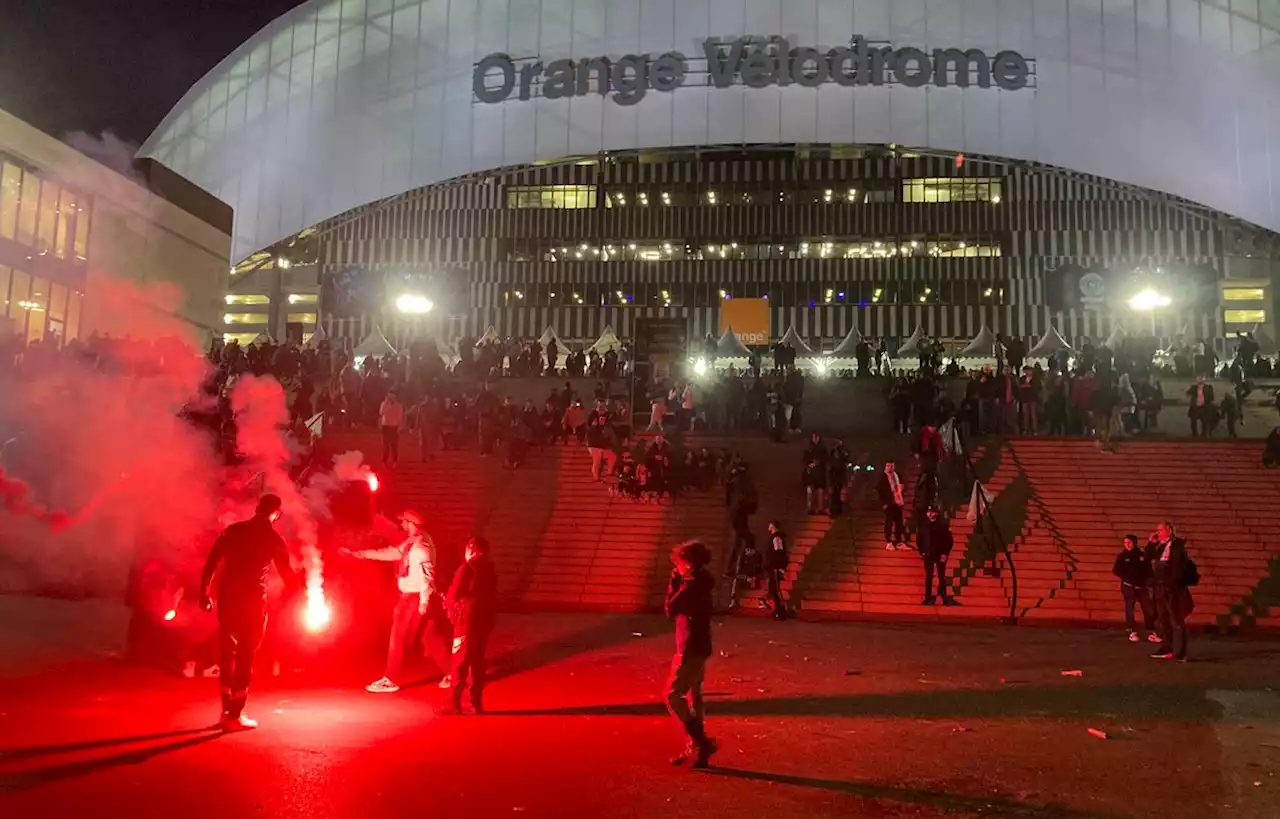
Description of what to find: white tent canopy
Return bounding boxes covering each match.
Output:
[433,333,461,367]
[1104,323,1127,350]
[538,326,565,348]
[715,325,753,359]
[958,325,997,359]
[590,325,622,355]
[828,324,864,358]
[1253,323,1278,356]
[353,327,398,359]
[475,325,501,346]
[897,326,927,357]
[303,324,328,350]
[777,326,817,358]
[250,332,275,346]
[1027,325,1074,359]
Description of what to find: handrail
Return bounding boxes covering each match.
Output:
[947,423,1019,624]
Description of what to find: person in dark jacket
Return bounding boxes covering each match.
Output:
[664,540,717,769]
[444,536,498,713]
[917,506,957,605]
[764,521,789,621]
[1113,534,1158,643]
[1146,521,1194,661]
[827,440,850,517]
[1185,377,1214,438]
[723,462,757,575]
[876,461,909,550]
[199,495,299,731]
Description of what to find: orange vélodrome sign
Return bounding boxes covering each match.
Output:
[719,298,771,347]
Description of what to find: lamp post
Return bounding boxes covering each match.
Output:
[1127,288,1171,340]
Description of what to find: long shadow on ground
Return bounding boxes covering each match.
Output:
[0,731,223,793]
[495,682,1240,722]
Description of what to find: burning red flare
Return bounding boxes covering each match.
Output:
[164,609,177,621]
[366,473,380,493]
[302,577,331,632]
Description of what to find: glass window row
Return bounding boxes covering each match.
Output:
[0,159,92,260]
[0,265,83,345]
[496,278,1009,308]
[505,179,1003,209]
[508,238,1002,262]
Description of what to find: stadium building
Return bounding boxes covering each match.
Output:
[140,0,1280,354]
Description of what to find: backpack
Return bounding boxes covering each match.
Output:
[1183,557,1200,587]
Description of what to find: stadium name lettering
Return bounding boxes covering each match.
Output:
[473,36,1030,106]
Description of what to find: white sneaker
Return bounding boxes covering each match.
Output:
[1147,633,1162,643]
[1127,631,1140,642]
[183,661,197,678]
[438,675,452,690]
[897,543,912,551]
[221,714,258,731]
[366,677,401,694]
[885,542,895,551]
[203,665,220,678]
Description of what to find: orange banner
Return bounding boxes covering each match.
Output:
[719,298,771,346]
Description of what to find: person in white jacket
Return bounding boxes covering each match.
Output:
[344,510,451,693]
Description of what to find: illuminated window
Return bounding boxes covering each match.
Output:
[36,179,59,253]
[0,162,21,240]
[73,199,91,258]
[287,312,317,324]
[1224,309,1266,324]
[55,190,75,259]
[223,332,259,346]
[224,294,270,305]
[506,185,597,209]
[902,178,1003,203]
[17,170,39,245]
[0,267,8,313]
[287,293,318,305]
[1222,288,1265,302]
[223,312,269,325]
[66,289,82,341]
[7,268,30,328]
[24,275,48,344]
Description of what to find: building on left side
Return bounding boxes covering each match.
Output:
[0,106,231,347]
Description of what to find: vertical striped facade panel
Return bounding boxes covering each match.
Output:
[317,150,1231,350]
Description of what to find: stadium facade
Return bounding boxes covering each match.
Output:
[140,0,1280,353]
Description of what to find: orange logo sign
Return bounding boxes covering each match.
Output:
[719,298,771,346]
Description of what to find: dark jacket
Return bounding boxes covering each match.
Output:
[766,531,788,571]
[876,472,905,507]
[447,555,498,636]
[1112,547,1151,587]
[1146,536,1195,618]
[201,515,296,605]
[665,567,714,658]
[1185,383,1215,417]
[917,517,954,559]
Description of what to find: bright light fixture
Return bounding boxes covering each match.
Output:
[395,293,434,314]
[1128,288,1172,311]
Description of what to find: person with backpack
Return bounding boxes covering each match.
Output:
[1145,521,1196,661]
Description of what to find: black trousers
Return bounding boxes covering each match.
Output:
[923,556,949,601]
[450,627,491,707]
[381,425,400,462]
[1121,583,1155,631]
[767,568,786,615]
[883,504,906,544]
[218,599,266,718]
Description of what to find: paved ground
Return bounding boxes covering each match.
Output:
[1,600,1279,819]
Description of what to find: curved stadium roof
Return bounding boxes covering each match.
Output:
[141,0,1280,263]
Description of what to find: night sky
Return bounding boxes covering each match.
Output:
[0,0,303,146]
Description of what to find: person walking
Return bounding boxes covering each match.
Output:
[379,391,405,465]
[664,540,717,769]
[917,505,957,606]
[764,521,789,621]
[199,495,299,731]
[444,536,498,714]
[347,510,452,694]
[1113,534,1159,643]
[877,461,909,551]
[1146,522,1194,661]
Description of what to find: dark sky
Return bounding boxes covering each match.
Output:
[0,0,303,146]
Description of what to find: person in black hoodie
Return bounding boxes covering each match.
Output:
[723,461,758,575]
[444,536,498,714]
[664,540,717,769]
[917,505,957,605]
[1113,534,1158,643]
[764,521,789,620]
